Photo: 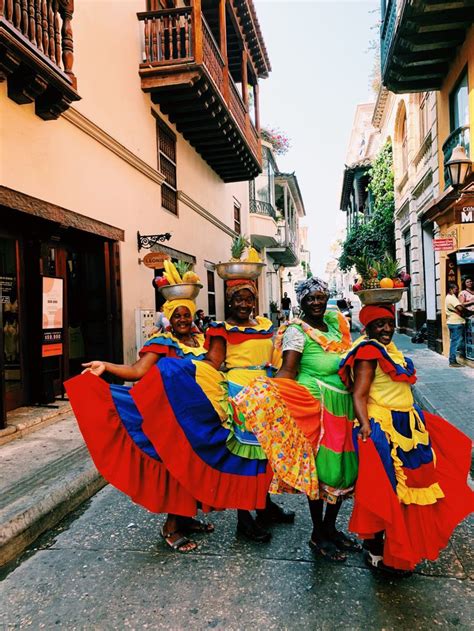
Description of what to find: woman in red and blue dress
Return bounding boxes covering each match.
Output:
[68,298,211,553]
[339,304,474,573]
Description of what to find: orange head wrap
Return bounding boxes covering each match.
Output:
[359,304,395,327]
[225,279,258,302]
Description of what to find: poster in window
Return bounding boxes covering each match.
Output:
[42,277,63,357]
[42,277,63,329]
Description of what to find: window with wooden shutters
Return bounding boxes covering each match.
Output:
[156,117,178,215]
[207,270,216,319]
[234,202,241,234]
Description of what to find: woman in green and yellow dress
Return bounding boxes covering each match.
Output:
[234,277,359,561]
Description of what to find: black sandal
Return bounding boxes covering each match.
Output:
[309,538,347,563]
[160,527,198,553]
[178,517,215,534]
[256,502,296,526]
[237,518,272,543]
[325,529,362,552]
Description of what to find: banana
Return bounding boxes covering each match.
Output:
[163,271,175,285]
[246,247,261,263]
[163,261,176,284]
[169,261,182,284]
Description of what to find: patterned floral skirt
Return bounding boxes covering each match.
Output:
[233,376,357,502]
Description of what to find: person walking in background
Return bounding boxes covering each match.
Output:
[445,283,468,367]
[459,276,474,313]
[281,292,292,322]
[194,309,205,332]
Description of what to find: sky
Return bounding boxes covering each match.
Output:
[254,0,379,276]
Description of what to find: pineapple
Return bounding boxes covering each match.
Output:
[231,235,248,261]
[367,266,380,289]
[351,255,374,289]
[381,254,401,280]
[174,260,191,279]
[246,247,261,263]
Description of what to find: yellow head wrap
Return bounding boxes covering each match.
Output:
[162,299,197,321]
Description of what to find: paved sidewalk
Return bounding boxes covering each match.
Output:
[0,411,105,566]
[394,334,473,439]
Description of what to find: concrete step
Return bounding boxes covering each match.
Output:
[0,413,105,567]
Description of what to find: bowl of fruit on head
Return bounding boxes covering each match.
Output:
[154,260,203,300]
[351,255,409,305]
[215,236,265,280]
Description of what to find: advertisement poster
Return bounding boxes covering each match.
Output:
[42,277,63,357]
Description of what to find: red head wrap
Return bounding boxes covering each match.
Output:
[359,305,395,327]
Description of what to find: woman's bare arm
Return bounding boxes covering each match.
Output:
[82,352,159,381]
[275,350,302,380]
[353,359,377,441]
[203,336,226,370]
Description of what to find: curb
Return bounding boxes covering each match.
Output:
[0,468,106,567]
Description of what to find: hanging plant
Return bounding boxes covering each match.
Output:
[261,126,291,155]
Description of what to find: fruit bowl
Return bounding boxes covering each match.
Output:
[355,287,407,305]
[215,261,265,280]
[159,283,203,301]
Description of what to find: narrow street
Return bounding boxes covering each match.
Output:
[1,337,472,630]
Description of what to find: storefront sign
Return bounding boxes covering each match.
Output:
[42,329,63,357]
[42,277,63,357]
[142,252,170,269]
[460,206,474,224]
[456,250,474,265]
[0,275,14,304]
[433,238,455,251]
[42,277,63,329]
[446,258,457,285]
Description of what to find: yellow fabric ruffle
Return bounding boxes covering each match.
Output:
[147,331,205,357]
[193,360,228,422]
[368,403,445,506]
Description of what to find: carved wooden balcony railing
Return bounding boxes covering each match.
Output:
[0,0,80,119]
[138,6,262,182]
[380,0,474,93]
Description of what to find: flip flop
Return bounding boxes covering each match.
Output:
[309,538,347,563]
[178,517,215,534]
[160,527,198,553]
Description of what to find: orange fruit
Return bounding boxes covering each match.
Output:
[380,277,394,289]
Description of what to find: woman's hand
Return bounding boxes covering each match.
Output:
[82,361,106,376]
[358,422,372,442]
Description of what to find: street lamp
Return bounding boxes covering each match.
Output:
[273,261,280,273]
[445,145,472,187]
[287,271,292,283]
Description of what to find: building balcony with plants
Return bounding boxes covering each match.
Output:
[137,0,271,182]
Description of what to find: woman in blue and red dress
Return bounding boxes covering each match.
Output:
[339,304,473,573]
[68,298,211,553]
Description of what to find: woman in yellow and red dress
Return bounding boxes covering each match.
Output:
[339,304,474,573]
[67,298,211,553]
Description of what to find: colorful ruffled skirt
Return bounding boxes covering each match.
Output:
[350,405,474,570]
[233,376,357,502]
[65,358,273,515]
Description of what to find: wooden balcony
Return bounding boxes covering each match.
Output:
[0,0,79,119]
[137,5,262,182]
[380,0,474,93]
[249,199,279,248]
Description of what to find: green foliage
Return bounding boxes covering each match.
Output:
[301,260,313,279]
[339,141,395,272]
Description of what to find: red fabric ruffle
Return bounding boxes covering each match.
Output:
[339,343,416,389]
[349,412,474,569]
[65,372,200,517]
[204,326,273,348]
[132,367,273,510]
[138,344,175,358]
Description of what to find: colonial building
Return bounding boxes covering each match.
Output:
[380,1,473,362]
[0,0,271,421]
[249,142,306,318]
[340,102,380,231]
